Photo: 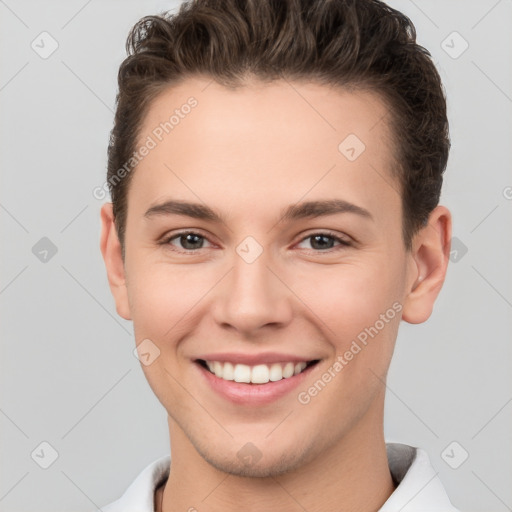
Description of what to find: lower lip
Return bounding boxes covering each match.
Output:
[195,361,318,406]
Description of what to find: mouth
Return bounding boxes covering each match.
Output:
[193,356,321,405]
[196,359,320,385]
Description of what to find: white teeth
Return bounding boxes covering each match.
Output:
[269,363,283,381]
[213,361,223,378]
[251,364,270,384]
[203,360,311,384]
[233,364,251,383]
[294,362,307,375]
[283,362,294,378]
[222,361,234,381]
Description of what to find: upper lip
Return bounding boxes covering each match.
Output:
[195,352,319,365]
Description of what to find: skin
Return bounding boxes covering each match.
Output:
[100,77,451,512]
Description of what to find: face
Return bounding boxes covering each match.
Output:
[102,77,442,477]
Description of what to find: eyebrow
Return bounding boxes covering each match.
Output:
[144,198,373,223]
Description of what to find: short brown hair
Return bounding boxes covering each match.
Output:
[107,0,449,251]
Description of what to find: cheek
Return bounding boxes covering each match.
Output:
[125,253,216,339]
[293,260,402,334]
[290,256,405,385]
[293,264,403,420]
[126,261,210,406]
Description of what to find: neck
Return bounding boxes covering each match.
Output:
[157,402,395,512]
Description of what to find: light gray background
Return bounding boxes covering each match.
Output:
[1,1,511,511]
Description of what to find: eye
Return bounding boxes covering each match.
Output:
[296,232,351,251]
[160,230,351,254]
[163,231,213,252]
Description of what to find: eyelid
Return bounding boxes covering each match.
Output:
[160,229,353,253]
[160,229,215,252]
[293,230,353,251]
[299,229,352,243]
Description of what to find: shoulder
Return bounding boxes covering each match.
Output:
[380,443,460,512]
[97,455,170,512]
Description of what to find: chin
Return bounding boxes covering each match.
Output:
[197,444,311,478]
[200,452,308,478]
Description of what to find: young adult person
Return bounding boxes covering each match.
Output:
[98,0,458,510]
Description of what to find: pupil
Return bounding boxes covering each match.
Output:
[182,234,202,249]
[312,235,333,250]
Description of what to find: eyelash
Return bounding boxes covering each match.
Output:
[160,230,352,254]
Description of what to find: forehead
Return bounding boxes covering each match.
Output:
[130,77,400,223]
[140,77,393,153]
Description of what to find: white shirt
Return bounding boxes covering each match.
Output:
[99,443,460,512]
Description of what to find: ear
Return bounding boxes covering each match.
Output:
[402,205,452,324]
[99,203,132,320]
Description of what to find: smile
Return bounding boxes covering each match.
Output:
[194,355,321,405]
[199,360,317,384]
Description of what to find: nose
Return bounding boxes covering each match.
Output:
[211,250,294,336]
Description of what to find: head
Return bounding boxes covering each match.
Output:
[101,0,451,477]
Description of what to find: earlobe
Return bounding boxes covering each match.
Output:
[99,203,132,321]
[402,206,452,324]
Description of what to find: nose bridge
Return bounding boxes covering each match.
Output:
[213,244,292,333]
